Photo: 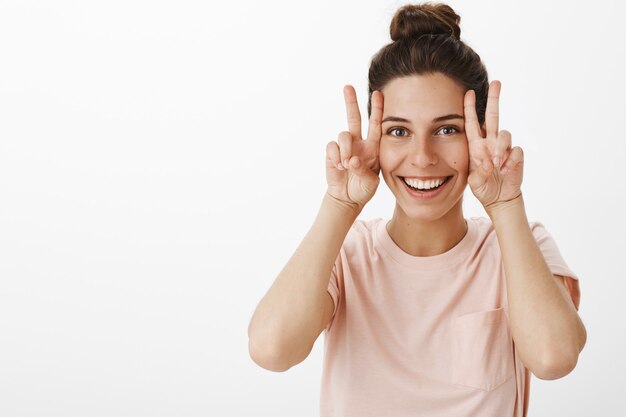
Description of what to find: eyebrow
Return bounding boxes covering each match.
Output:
[381,114,464,124]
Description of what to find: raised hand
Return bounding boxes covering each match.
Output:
[325,85,383,211]
[464,80,524,212]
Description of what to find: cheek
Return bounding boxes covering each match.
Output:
[378,142,401,172]
[452,155,469,169]
[450,143,470,172]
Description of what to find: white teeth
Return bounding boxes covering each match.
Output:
[403,177,446,190]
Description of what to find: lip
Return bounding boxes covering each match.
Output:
[400,176,452,200]
[403,176,449,181]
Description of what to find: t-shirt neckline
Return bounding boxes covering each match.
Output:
[374,217,476,270]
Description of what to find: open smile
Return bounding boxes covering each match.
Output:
[399,175,453,199]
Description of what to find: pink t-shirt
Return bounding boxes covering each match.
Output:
[321,217,580,417]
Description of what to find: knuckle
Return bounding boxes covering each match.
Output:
[338,135,352,147]
[338,131,351,140]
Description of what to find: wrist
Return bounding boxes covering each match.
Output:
[323,192,363,218]
[485,192,525,221]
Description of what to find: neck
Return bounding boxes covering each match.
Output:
[386,201,468,257]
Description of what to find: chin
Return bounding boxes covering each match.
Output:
[388,179,463,213]
[394,191,466,222]
[397,204,455,222]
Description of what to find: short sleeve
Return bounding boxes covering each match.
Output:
[530,222,581,310]
[325,251,343,333]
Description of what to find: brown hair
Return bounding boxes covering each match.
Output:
[367,2,489,126]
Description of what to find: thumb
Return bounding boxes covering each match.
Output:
[349,155,379,182]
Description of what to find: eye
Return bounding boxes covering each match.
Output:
[388,127,409,137]
[436,126,460,135]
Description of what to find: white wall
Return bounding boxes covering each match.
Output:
[0,0,622,415]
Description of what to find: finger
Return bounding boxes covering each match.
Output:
[471,145,494,176]
[464,89,491,173]
[500,146,524,176]
[337,131,353,169]
[343,85,362,140]
[366,90,383,144]
[485,80,501,138]
[326,140,342,170]
[464,89,483,141]
[492,129,512,168]
[348,155,363,172]
[349,155,378,182]
[498,148,512,172]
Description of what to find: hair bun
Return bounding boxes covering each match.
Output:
[390,3,461,42]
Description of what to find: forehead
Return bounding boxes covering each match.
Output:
[381,73,465,121]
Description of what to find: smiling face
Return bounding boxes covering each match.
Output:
[379,72,470,221]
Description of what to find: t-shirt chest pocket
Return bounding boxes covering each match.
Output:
[450,307,515,391]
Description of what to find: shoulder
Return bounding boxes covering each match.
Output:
[467,216,497,244]
[465,217,554,260]
[341,217,384,256]
[526,220,556,243]
[468,216,550,241]
[345,217,381,243]
[347,217,382,236]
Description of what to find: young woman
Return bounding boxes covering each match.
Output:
[248,3,586,416]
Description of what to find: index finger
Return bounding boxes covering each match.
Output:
[463,89,483,141]
[485,80,501,138]
[366,90,383,143]
[343,85,362,139]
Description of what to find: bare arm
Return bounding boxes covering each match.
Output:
[487,195,586,380]
[247,193,360,371]
[248,85,383,372]
[463,81,585,379]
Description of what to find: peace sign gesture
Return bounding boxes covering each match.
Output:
[325,85,383,211]
[464,80,524,212]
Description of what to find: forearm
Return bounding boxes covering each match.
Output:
[248,193,360,365]
[487,194,585,379]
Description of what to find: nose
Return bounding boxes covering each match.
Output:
[409,135,438,168]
